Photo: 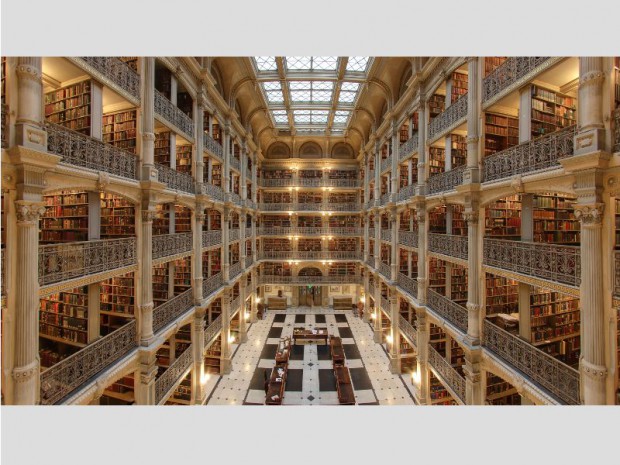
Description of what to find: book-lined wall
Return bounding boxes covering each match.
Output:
[103,109,137,153]
[45,80,92,135]
[40,287,89,350]
[153,263,169,307]
[486,372,520,405]
[484,57,507,76]
[101,193,135,238]
[530,85,576,139]
[451,71,468,102]
[328,238,357,252]
[328,262,357,276]
[428,94,445,120]
[40,190,88,243]
[449,134,467,167]
[100,272,135,335]
[428,147,445,176]
[484,112,519,156]
[451,264,467,306]
[429,258,446,295]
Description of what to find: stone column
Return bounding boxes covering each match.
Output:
[251,213,257,263]
[240,211,246,268]
[222,207,230,282]
[191,306,207,404]
[464,204,481,345]
[363,273,371,323]
[374,143,381,204]
[238,277,248,343]
[415,308,430,405]
[577,57,605,142]
[363,212,370,263]
[141,57,157,181]
[391,126,399,199]
[241,143,248,200]
[139,208,155,345]
[195,94,205,187]
[223,124,231,195]
[220,288,232,374]
[373,214,381,269]
[363,151,370,204]
[389,292,401,374]
[14,57,47,151]
[373,277,382,343]
[416,99,427,193]
[135,352,157,405]
[390,209,399,281]
[193,209,205,302]
[416,205,428,305]
[250,270,258,323]
[12,201,46,404]
[464,57,480,184]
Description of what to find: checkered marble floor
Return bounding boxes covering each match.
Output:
[206,307,416,406]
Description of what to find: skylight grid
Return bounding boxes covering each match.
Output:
[271,110,289,125]
[346,57,369,72]
[288,81,334,103]
[293,110,329,125]
[333,110,351,125]
[254,56,277,71]
[286,57,339,71]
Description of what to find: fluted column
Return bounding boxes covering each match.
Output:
[195,94,205,189]
[191,307,206,404]
[578,58,605,132]
[464,206,481,345]
[139,208,155,345]
[464,57,480,184]
[391,127,399,198]
[240,212,246,268]
[141,57,156,180]
[415,308,430,404]
[223,124,231,195]
[416,99,427,193]
[389,292,401,374]
[14,57,47,151]
[222,207,230,281]
[390,209,399,281]
[238,278,248,343]
[373,276,382,343]
[241,143,248,200]
[363,212,369,263]
[374,143,381,204]
[416,205,428,305]
[193,209,205,302]
[12,201,46,404]
[220,289,232,374]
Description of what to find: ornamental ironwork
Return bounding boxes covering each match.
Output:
[427,288,468,332]
[428,93,468,141]
[78,57,140,100]
[380,192,391,205]
[156,163,195,194]
[155,344,193,404]
[380,155,392,173]
[204,133,223,158]
[397,184,416,202]
[483,319,579,404]
[230,261,242,279]
[428,344,466,402]
[154,89,194,140]
[369,283,376,297]
[381,229,391,242]
[39,238,137,286]
[399,231,418,248]
[399,133,419,160]
[230,157,241,172]
[202,230,222,248]
[613,107,620,153]
[152,233,193,260]
[203,272,223,297]
[230,296,241,315]
[258,275,362,285]
[246,256,254,268]
[204,183,225,202]
[381,297,390,315]
[368,228,375,238]
[379,262,391,280]
[152,288,194,333]
[483,238,580,286]
[229,229,240,243]
[399,315,417,347]
[397,272,418,299]
[482,57,554,104]
[429,233,468,260]
[204,315,223,348]
[40,320,137,405]
[46,122,138,180]
[483,125,576,182]
[258,251,362,261]
[261,178,295,188]
[427,165,465,195]
[229,191,243,207]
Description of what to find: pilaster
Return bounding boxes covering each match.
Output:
[220,288,232,374]
[139,207,155,345]
[388,292,401,374]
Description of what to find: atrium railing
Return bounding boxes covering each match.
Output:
[258,275,362,285]
[245,255,254,268]
[156,163,195,194]
[397,272,418,299]
[483,238,580,287]
[46,122,138,180]
[429,233,468,260]
[399,230,418,248]
[482,57,555,104]
[428,344,466,403]
[39,238,136,286]
[258,251,362,260]
[368,283,375,298]
[399,133,419,160]
[258,203,361,212]
[155,345,193,404]
[397,184,416,202]
[203,272,223,297]
[202,230,222,248]
[77,57,140,101]
[257,227,363,236]
[380,192,391,206]
[428,93,468,142]
[483,125,576,182]
[483,319,579,404]
[381,297,390,315]
[613,107,620,153]
[1,103,8,148]
[229,191,243,207]
[204,315,223,348]
[154,89,194,140]
[152,288,193,333]
[230,261,242,279]
[380,229,391,242]
[399,315,417,347]
[427,165,465,195]
[615,251,620,298]
[204,133,223,158]
[379,262,391,280]
[380,156,392,173]
[231,296,241,315]
[427,288,468,332]
[40,320,137,405]
[204,183,225,202]
[229,229,240,242]
[230,157,240,172]
[152,233,193,260]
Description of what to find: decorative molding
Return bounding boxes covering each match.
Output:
[14,201,46,224]
[573,203,604,224]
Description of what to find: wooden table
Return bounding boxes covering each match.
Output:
[334,365,355,405]
[330,336,345,366]
[292,327,329,345]
[266,366,287,405]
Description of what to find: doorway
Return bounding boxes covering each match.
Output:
[298,286,323,307]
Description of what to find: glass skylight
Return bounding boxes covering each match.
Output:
[271,110,289,125]
[346,57,369,72]
[289,81,334,103]
[338,82,360,103]
[255,56,277,71]
[333,110,351,125]
[286,56,338,71]
[294,110,329,125]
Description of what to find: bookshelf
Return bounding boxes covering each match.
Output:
[450,134,467,168]
[44,80,92,136]
[328,192,356,204]
[40,191,89,244]
[485,195,521,239]
[430,323,446,354]
[451,205,466,236]
[208,210,222,230]
[328,238,357,252]
[264,192,293,204]
[328,170,357,180]
[428,147,445,176]
[166,372,192,405]
[155,131,171,165]
[262,215,292,228]
[328,215,358,228]
[174,258,192,295]
[530,85,577,139]
[486,372,520,405]
[211,163,222,187]
[298,192,322,204]
[264,169,293,180]
[101,375,135,405]
[209,249,221,276]
[429,258,446,295]
[175,144,192,174]
[152,263,169,307]
[174,205,192,233]
[263,262,292,276]
[39,287,89,348]
[100,193,135,238]
[484,112,519,157]
[100,272,135,335]
[298,239,321,252]
[428,94,445,120]
[430,372,456,405]
[485,274,518,316]
[484,57,507,77]
[450,265,467,305]
[328,262,357,276]
[204,334,222,375]
[429,206,446,234]
[153,204,170,235]
[451,72,468,103]
[450,338,465,372]
[299,169,321,179]
[102,109,137,154]
[533,193,579,245]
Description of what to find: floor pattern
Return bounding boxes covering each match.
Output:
[206,307,416,405]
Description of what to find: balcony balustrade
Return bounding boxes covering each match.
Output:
[368,228,375,238]
[398,230,418,248]
[381,229,392,243]
[258,203,361,212]
[230,157,240,172]
[204,133,223,158]
[614,107,620,153]
[368,283,376,297]
[482,57,555,104]
[204,315,223,348]
[156,163,195,194]
[399,134,419,160]
[427,288,468,332]
[380,155,392,173]
[381,297,390,315]
[258,251,362,260]
[203,272,223,297]
[155,345,193,404]
[229,229,240,242]
[428,344,466,402]
[152,288,193,333]
[428,93,468,142]
[428,233,468,260]
[202,230,222,248]
[427,165,465,195]
[397,184,416,202]
[380,192,391,205]
[230,296,241,315]
[245,255,254,268]
[379,262,391,280]
[397,272,418,299]
[203,183,225,202]
[229,261,242,279]
[77,57,140,101]
[258,275,362,285]
[399,315,417,347]
[152,233,193,260]
[154,89,194,140]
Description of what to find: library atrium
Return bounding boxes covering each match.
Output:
[1,56,620,406]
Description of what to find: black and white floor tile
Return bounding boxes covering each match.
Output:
[206,307,415,406]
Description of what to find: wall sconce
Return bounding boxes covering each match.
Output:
[386,335,393,345]
[256,297,261,304]
[244,311,250,321]
[371,312,377,320]
[360,296,366,304]
[228,335,236,344]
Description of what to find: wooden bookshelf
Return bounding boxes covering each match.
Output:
[155,131,171,165]
[485,274,518,316]
[204,334,222,374]
[430,372,456,405]
[328,262,357,276]
[100,193,135,238]
[39,287,88,348]
[100,272,135,335]
[174,258,192,295]
[208,210,222,230]
[264,192,293,203]
[328,170,358,180]
[176,144,192,174]
[451,205,466,236]
[450,134,467,168]
[298,192,322,204]
[531,85,577,139]
[533,193,579,245]
[102,109,137,153]
[328,238,357,252]
[262,215,292,228]
[328,192,356,204]
[153,204,170,236]
[485,195,521,239]
[429,258,446,295]
[450,265,467,306]
[484,112,519,156]
[428,94,445,120]
[451,72,468,103]
[152,263,169,307]
[484,57,507,77]
[616,199,620,250]
[166,372,192,405]
[299,169,321,179]
[429,206,446,234]
[428,147,445,176]
[40,191,89,243]
[101,375,135,405]
[212,163,222,187]
[263,262,292,276]
[486,372,520,405]
[174,205,192,233]
[209,249,221,276]
[45,79,92,135]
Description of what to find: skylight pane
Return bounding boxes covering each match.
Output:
[272,110,288,124]
[262,81,281,91]
[312,90,333,102]
[266,91,284,103]
[338,92,356,103]
[312,81,334,91]
[313,57,338,70]
[346,57,369,72]
[333,110,351,124]
[341,82,359,92]
[290,90,311,102]
[293,110,311,124]
[287,56,312,70]
[289,81,311,90]
[255,56,277,71]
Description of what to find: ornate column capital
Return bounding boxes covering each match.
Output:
[196,213,207,224]
[574,203,604,225]
[141,210,156,223]
[12,360,39,384]
[16,61,42,82]
[463,210,479,224]
[14,201,46,224]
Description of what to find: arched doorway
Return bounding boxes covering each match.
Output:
[297,267,323,307]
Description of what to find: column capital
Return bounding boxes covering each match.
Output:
[141,209,156,223]
[14,200,45,224]
[574,203,604,225]
[463,210,479,224]
[12,360,39,384]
